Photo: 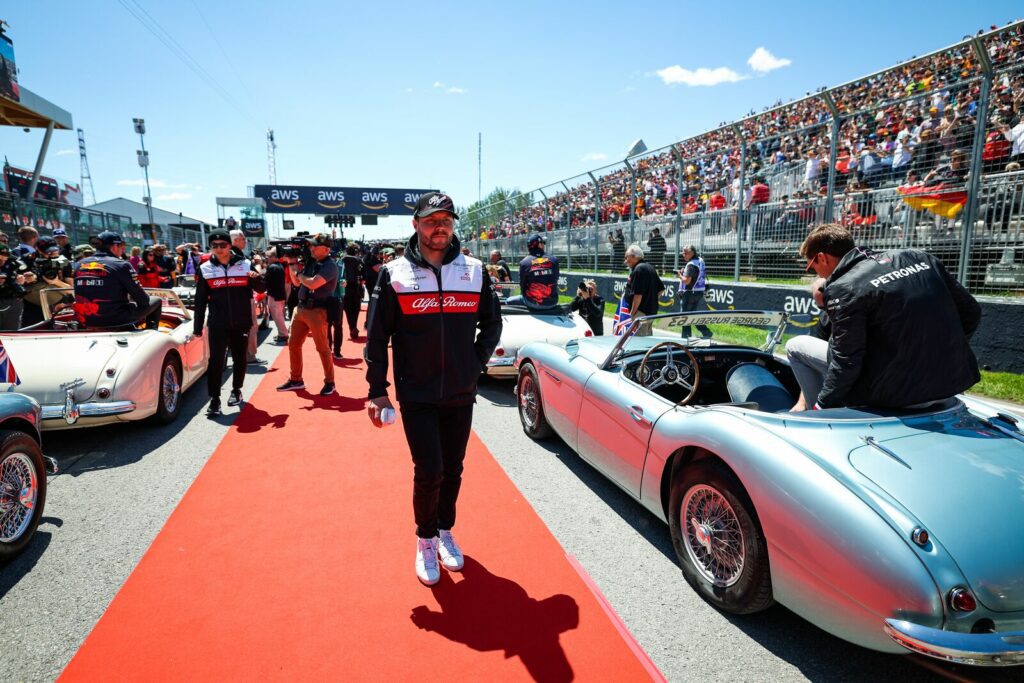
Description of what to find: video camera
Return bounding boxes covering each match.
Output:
[270,232,312,264]
[33,258,65,281]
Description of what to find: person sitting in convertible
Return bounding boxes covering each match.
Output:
[506,233,559,310]
[73,231,162,330]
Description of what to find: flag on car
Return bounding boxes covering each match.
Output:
[897,183,968,219]
[612,291,631,336]
[0,340,21,385]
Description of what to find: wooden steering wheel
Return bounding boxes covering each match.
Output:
[638,341,701,406]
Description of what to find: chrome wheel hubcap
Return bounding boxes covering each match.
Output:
[519,375,538,428]
[0,453,37,544]
[162,365,180,413]
[682,484,745,587]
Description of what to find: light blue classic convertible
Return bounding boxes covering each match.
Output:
[515,310,1024,667]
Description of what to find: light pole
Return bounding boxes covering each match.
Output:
[133,117,156,241]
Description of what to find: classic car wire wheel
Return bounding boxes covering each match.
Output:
[682,485,745,587]
[162,365,181,414]
[519,373,540,429]
[0,452,37,543]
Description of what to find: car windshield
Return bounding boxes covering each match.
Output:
[177,275,195,287]
[610,310,791,364]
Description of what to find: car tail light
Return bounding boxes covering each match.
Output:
[949,587,977,613]
[494,347,505,357]
[584,330,593,337]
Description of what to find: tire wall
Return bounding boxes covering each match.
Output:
[549,271,1024,373]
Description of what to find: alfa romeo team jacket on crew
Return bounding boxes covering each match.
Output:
[817,247,981,409]
[365,236,502,405]
[193,252,265,333]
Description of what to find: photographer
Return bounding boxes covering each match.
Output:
[569,279,604,335]
[677,244,712,339]
[277,233,339,396]
[0,244,28,330]
[21,237,74,327]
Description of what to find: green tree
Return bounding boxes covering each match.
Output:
[457,187,534,237]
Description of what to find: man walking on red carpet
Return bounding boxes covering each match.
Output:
[365,192,502,586]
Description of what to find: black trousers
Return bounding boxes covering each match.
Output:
[342,290,362,335]
[680,290,712,338]
[325,296,343,355]
[206,327,248,397]
[399,401,474,539]
[137,296,163,330]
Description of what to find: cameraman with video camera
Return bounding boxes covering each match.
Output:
[21,236,74,327]
[277,233,339,396]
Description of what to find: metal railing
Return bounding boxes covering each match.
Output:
[461,21,1024,295]
[0,191,204,249]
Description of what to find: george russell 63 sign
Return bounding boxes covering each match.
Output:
[253,185,436,216]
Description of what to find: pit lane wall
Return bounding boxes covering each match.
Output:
[553,271,1024,374]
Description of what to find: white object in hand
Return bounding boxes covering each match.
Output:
[381,407,396,425]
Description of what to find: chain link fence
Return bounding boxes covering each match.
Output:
[462,21,1024,296]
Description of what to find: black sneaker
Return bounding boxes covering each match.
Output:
[319,382,336,396]
[227,389,243,407]
[206,397,222,416]
[277,380,305,392]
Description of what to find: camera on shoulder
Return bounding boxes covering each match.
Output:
[270,232,312,264]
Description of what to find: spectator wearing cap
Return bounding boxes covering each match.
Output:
[52,228,73,260]
[73,244,96,262]
[0,244,28,330]
[73,231,162,331]
[277,233,339,396]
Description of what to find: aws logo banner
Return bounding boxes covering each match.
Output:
[254,185,437,215]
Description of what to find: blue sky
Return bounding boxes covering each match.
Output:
[2,2,1021,240]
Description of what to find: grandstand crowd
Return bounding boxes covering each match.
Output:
[464,20,1024,243]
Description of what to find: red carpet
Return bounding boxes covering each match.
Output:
[61,333,663,682]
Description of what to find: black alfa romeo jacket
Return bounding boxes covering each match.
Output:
[193,252,265,333]
[817,247,981,409]
[365,235,502,406]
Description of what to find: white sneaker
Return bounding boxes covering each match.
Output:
[415,537,440,586]
[437,529,464,572]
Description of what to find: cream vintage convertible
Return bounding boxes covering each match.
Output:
[0,288,209,430]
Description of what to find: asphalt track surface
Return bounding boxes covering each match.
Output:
[1,326,1020,682]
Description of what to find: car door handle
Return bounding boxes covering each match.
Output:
[629,405,652,427]
[543,370,562,383]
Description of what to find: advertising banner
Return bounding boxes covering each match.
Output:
[240,218,265,237]
[0,24,19,102]
[253,185,436,215]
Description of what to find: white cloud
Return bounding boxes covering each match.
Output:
[432,80,465,95]
[655,65,747,87]
[581,152,607,162]
[156,192,191,201]
[747,47,791,73]
[55,149,76,156]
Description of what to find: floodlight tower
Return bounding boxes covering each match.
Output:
[266,128,278,235]
[77,129,97,205]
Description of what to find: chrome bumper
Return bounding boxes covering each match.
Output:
[885,619,1024,666]
[41,401,136,424]
[486,357,516,368]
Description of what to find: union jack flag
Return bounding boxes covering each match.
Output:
[0,340,21,386]
[612,291,632,336]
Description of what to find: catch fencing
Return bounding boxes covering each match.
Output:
[462,22,1024,296]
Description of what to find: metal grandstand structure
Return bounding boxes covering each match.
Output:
[462,21,1024,296]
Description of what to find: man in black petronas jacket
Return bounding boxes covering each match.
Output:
[801,223,980,410]
[365,192,502,587]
